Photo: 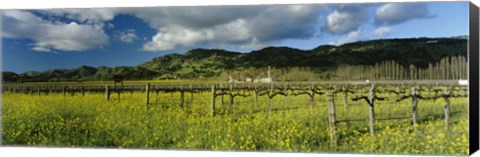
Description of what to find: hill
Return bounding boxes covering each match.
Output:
[2,37,467,82]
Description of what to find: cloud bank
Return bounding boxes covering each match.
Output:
[375,3,434,26]
[325,4,369,34]
[2,10,109,52]
[1,3,436,52]
[130,5,323,51]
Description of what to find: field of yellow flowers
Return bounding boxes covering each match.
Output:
[1,90,469,155]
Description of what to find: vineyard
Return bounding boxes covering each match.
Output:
[1,80,470,155]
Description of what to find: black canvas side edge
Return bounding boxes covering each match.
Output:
[469,2,479,155]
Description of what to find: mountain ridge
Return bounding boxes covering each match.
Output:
[3,37,468,82]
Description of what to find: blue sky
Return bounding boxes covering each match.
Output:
[1,1,469,73]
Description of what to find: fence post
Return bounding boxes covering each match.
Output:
[81,86,85,97]
[105,85,110,101]
[229,84,234,114]
[211,84,216,116]
[220,83,224,108]
[190,84,194,104]
[411,87,418,132]
[145,83,150,107]
[284,84,288,108]
[309,84,314,114]
[254,84,257,110]
[117,85,121,102]
[153,89,158,103]
[342,85,348,110]
[180,85,184,109]
[269,83,274,117]
[327,92,337,147]
[443,86,450,128]
[368,84,376,136]
[63,86,67,96]
[70,86,75,96]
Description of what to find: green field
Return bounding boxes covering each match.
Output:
[1,84,469,155]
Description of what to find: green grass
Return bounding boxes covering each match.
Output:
[1,89,469,155]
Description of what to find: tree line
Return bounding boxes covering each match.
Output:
[332,55,467,80]
[224,56,467,81]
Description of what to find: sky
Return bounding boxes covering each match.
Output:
[1,1,469,73]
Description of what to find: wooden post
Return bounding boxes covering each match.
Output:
[221,92,224,107]
[28,87,32,95]
[37,87,41,96]
[190,84,193,104]
[105,85,110,101]
[211,85,216,116]
[180,85,184,109]
[327,92,337,147]
[70,86,75,96]
[229,84,234,114]
[145,83,150,107]
[368,103,375,136]
[309,84,314,114]
[368,84,376,136]
[220,84,224,108]
[81,86,85,97]
[63,86,67,96]
[342,86,348,110]
[254,84,257,110]
[310,84,315,105]
[443,87,450,128]
[170,85,174,98]
[284,84,288,108]
[411,87,419,132]
[155,90,159,103]
[269,83,274,117]
[117,85,121,102]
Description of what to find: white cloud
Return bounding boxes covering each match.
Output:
[326,11,360,34]
[116,29,138,43]
[31,46,52,52]
[332,27,391,46]
[4,5,325,52]
[334,30,363,45]
[143,26,215,51]
[373,26,391,37]
[375,3,433,26]
[2,10,109,52]
[325,5,368,34]
[40,8,117,24]
[130,5,323,51]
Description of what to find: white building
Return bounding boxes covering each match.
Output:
[459,80,468,86]
[253,66,273,83]
[254,77,272,83]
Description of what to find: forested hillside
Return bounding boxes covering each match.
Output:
[3,37,467,82]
